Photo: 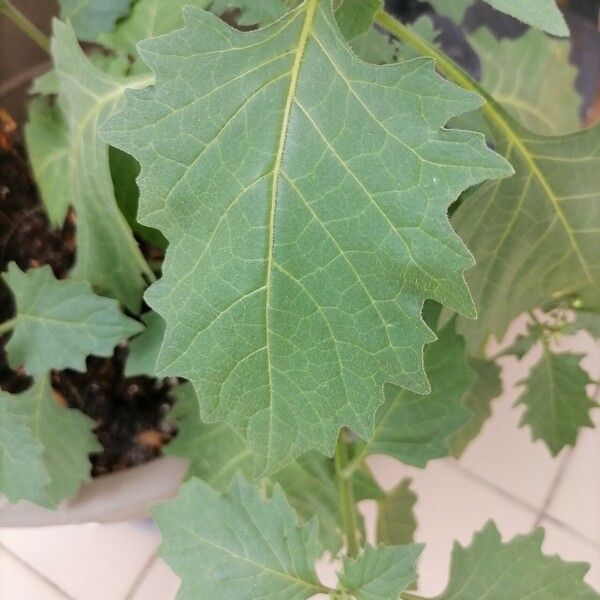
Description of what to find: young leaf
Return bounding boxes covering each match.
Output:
[466,29,581,136]
[166,383,375,553]
[2,263,142,376]
[355,318,474,468]
[99,0,212,60]
[0,376,99,508]
[338,543,423,600]
[516,350,597,455]
[25,97,70,227]
[481,0,569,37]
[435,521,598,599]
[152,475,328,599]
[125,311,166,377]
[52,20,154,312]
[453,118,600,354]
[448,357,502,458]
[103,0,510,472]
[58,0,133,42]
[376,479,417,546]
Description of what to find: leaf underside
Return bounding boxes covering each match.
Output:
[103,0,509,472]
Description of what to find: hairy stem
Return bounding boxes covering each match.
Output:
[0,318,16,337]
[0,0,50,52]
[335,430,360,558]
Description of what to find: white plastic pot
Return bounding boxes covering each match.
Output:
[0,456,189,527]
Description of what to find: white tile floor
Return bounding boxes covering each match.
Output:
[1,325,599,599]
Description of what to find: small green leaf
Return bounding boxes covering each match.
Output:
[104,0,510,472]
[569,310,600,339]
[153,475,328,599]
[3,263,142,376]
[334,0,382,42]
[481,0,569,37]
[52,19,154,312]
[427,0,472,23]
[0,390,49,506]
[0,376,99,508]
[516,350,597,455]
[125,311,166,377]
[376,479,417,546]
[435,521,598,599]
[338,543,423,600]
[448,357,502,458]
[209,0,291,26]
[59,0,133,42]
[25,97,70,227]
[359,317,474,467]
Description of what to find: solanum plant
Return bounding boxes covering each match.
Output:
[0,0,599,597]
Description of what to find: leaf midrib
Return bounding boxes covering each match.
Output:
[264,0,319,459]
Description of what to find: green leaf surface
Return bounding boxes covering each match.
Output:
[52,20,154,312]
[100,0,212,59]
[125,311,166,377]
[3,264,142,376]
[435,521,598,599]
[0,376,99,507]
[376,479,417,546]
[569,310,600,339]
[357,317,474,467]
[25,97,70,227]
[104,0,510,472]
[481,0,569,37]
[448,357,502,457]
[349,28,398,65]
[59,0,133,42]
[453,117,600,354]
[334,0,382,42]
[166,383,375,553]
[0,389,49,505]
[516,350,597,455]
[153,475,327,599]
[338,543,422,600]
[467,28,581,136]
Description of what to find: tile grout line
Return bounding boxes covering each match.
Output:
[0,539,77,600]
[122,553,159,600]
[446,459,600,548]
[533,449,573,528]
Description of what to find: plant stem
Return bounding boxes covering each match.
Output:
[0,318,16,336]
[334,430,360,558]
[0,0,50,53]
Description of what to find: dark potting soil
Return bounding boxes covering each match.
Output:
[0,119,175,476]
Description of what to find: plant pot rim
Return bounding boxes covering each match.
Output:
[0,456,188,527]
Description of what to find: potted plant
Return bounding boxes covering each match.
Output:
[1,0,599,597]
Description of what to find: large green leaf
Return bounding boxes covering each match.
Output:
[0,376,99,508]
[100,0,212,59]
[466,28,581,136]
[448,357,502,457]
[516,350,597,455]
[354,317,474,468]
[481,0,569,37]
[338,543,422,600]
[153,475,328,599]
[52,20,155,312]
[2,264,142,376]
[103,0,510,472]
[376,479,417,546]
[166,383,376,553]
[453,116,600,354]
[435,522,598,599]
[25,97,71,227]
[59,0,133,42]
